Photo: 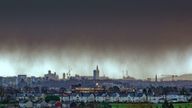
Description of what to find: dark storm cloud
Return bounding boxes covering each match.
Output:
[1,1,192,47]
[0,1,192,78]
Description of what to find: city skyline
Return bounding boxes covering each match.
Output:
[1,1,192,79]
[1,66,192,81]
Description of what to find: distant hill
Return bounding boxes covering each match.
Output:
[160,74,192,81]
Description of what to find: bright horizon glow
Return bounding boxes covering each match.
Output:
[0,48,192,79]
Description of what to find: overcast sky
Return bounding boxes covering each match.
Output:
[0,1,192,79]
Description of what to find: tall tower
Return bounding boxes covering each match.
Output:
[63,73,66,80]
[155,74,158,82]
[96,65,99,72]
[93,65,100,80]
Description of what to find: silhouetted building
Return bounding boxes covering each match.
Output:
[63,73,66,80]
[93,65,99,80]
[3,76,17,87]
[44,70,59,80]
[17,75,27,88]
[0,77,3,86]
[155,75,158,82]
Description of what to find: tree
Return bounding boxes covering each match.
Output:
[79,102,85,108]
[143,88,148,102]
[34,86,40,93]
[180,87,189,96]
[108,86,120,93]
[100,101,112,108]
[59,87,66,94]
[180,87,190,102]
[189,97,192,102]
[41,86,48,94]
[147,88,153,102]
[162,100,169,108]
[169,102,174,108]
[0,86,4,97]
[70,102,77,108]
[163,87,168,100]
[113,86,120,93]
[45,95,60,103]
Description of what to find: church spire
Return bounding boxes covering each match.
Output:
[96,65,99,71]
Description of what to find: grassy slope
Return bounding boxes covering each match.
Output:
[111,103,192,108]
